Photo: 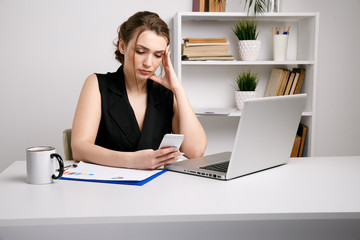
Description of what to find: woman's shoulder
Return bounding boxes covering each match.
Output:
[80,73,97,88]
[95,66,123,79]
[82,69,119,96]
[75,74,101,104]
[85,73,98,82]
[94,66,124,93]
[95,71,114,79]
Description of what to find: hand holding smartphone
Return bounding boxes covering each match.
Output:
[158,134,184,151]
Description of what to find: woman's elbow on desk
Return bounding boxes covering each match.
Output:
[71,141,85,162]
[71,141,119,166]
[71,139,100,163]
[182,140,207,159]
[186,151,205,159]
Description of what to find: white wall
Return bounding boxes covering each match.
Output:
[0,0,192,172]
[1,0,359,172]
[280,0,360,156]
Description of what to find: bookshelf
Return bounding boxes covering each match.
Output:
[173,12,319,157]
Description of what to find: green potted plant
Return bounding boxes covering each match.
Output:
[242,0,279,15]
[233,19,261,61]
[243,0,266,15]
[234,70,259,110]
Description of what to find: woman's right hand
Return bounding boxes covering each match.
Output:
[126,147,180,170]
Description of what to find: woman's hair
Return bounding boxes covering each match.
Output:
[114,11,170,64]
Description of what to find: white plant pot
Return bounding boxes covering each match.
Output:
[238,40,261,61]
[235,91,257,110]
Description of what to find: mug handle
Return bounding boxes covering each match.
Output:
[51,153,64,179]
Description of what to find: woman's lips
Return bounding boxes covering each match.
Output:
[139,70,151,75]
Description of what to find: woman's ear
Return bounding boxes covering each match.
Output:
[118,39,125,54]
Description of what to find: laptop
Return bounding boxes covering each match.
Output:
[165,94,306,180]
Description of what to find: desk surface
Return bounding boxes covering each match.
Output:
[1,156,360,227]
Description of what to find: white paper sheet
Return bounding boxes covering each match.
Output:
[62,161,163,181]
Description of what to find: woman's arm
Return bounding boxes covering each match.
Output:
[150,47,207,158]
[171,86,207,158]
[71,74,180,170]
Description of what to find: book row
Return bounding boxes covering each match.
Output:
[192,0,226,12]
[264,68,305,97]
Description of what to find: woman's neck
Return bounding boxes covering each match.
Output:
[124,70,147,94]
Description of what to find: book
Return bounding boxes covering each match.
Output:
[290,123,308,157]
[297,123,308,157]
[289,72,300,94]
[193,0,206,12]
[182,44,229,56]
[184,37,227,43]
[277,70,290,96]
[182,55,235,61]
[291,135,301,157]
[184,41,230,47]
[264,68,284,97]
[193,0,200,11]
[209,0,226,12]
[294,68,306,94]
[284,72,296,95]
[219,0,226,12]
[60,161,166,186]
[182,43,229,51]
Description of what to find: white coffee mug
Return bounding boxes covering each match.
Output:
[26,146,64,184]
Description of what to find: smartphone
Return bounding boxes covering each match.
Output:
[158,134,184,150]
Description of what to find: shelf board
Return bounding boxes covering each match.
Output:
[178,12,318,22]
[196,109,312,117]
[182,60,315,66]
[228,110,312,117]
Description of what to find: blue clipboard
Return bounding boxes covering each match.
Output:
[61,169,166,186]
[59,162,167,186]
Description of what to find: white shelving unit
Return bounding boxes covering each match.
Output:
[173,12,319,157]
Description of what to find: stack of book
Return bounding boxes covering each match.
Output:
[264,68,305,97]
[182,37,235,61]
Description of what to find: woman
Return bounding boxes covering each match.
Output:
[71,11,206,170]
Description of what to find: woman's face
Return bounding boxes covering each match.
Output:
[120,30,168,82]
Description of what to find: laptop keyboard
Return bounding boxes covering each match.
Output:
[200,161,229,173]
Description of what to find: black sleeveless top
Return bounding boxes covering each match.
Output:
[95,66,174,151]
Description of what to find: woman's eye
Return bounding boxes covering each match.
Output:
[135,50,144,54]
[155,53,164,58]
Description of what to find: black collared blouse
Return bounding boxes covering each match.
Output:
[95,66,174,152]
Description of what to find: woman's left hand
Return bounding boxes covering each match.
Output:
[149,46,181,92]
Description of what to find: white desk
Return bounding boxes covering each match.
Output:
[1,156,360,240]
